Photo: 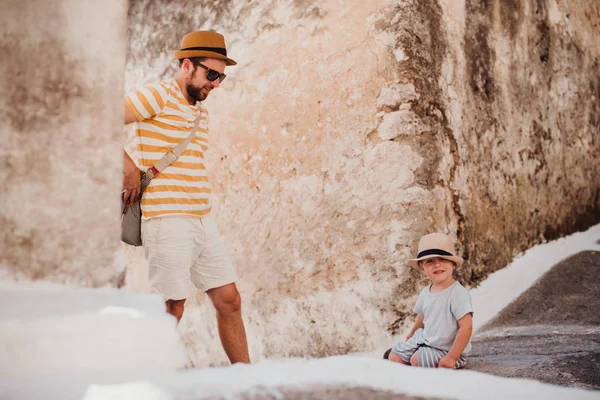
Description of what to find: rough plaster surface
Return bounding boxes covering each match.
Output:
[436,0,600,283]
[130,0,596,366]
[0,0,127,284]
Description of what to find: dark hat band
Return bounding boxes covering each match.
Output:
[417,249,454,258]
[180,46,227,56]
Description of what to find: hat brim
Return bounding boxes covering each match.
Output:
[174,50,237,66]
[408,254,464,270]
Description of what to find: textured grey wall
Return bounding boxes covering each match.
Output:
[435,0,600,282]
[0,0,127,284]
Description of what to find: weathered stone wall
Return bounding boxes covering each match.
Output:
[439,0,600,282]
[124,0,598,366]
[0,0,126,284]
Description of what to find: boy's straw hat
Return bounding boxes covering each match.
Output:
[174,31,237,66]
[408,233,464,269]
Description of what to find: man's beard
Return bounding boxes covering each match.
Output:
[186,70,211,103]
[186,81,208,103]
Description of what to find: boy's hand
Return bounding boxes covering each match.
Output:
[438,355,457,369]
[405,332,414,341]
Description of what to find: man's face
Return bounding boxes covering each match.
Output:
[185,58,227,103]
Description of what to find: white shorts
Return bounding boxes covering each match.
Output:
[141,214,237,300]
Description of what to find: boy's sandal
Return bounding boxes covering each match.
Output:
[383,348,392,359]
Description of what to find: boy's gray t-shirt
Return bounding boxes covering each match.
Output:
[414,281,473,354]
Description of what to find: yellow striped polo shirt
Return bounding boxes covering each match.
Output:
[124,79,211,219]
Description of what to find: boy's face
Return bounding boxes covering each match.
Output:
[420,257,456,285]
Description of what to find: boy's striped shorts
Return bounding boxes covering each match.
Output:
[391,328,467,369]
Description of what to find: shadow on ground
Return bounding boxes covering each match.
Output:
[222,386,442,400]
[467,251,600,390]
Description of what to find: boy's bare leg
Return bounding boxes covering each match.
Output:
[207,283,250,364]
[389,352,411,365]
[410,351,420,366]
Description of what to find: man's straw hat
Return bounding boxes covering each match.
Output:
[174,31,237,66]
[407,233,464,269]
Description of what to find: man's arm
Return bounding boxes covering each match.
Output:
[123,98,142,204]
[405,314,424,340]
[124,98,139,125]
[123,150,141,205]
[438,313,473,368]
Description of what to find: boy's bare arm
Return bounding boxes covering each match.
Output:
[405,314,424,340]
[438,313,473,368]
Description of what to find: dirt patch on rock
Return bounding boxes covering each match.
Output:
[216,386,443,400]
[468,251,600,390]
[484,251,600,328]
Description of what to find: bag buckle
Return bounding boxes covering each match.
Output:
[145,166,159,179]
[165,151,177,164]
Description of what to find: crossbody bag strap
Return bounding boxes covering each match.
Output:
[143,111,201,184]
[121,111,202,215]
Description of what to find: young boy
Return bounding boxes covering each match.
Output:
[385,232,473,369]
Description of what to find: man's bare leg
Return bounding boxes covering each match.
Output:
[166,298,185,323]
[207,283,250,364]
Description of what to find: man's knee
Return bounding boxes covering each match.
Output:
[217,290,241,314]
[208,284,242,315]
[410,351,419,366]
[167,299,185,321]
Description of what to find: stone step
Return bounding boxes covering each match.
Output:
[0,283,186,378]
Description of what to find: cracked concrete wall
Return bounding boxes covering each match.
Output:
[123,0,599,366]
[0,0,127,284]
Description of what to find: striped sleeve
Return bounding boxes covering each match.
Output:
[125,82,169,121]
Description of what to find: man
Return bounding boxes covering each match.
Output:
[122,31,250,364]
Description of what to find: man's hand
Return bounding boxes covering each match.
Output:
[123,151,142,205]
[438,354,457,369]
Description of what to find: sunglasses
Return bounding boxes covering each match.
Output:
[194,62,226,83]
